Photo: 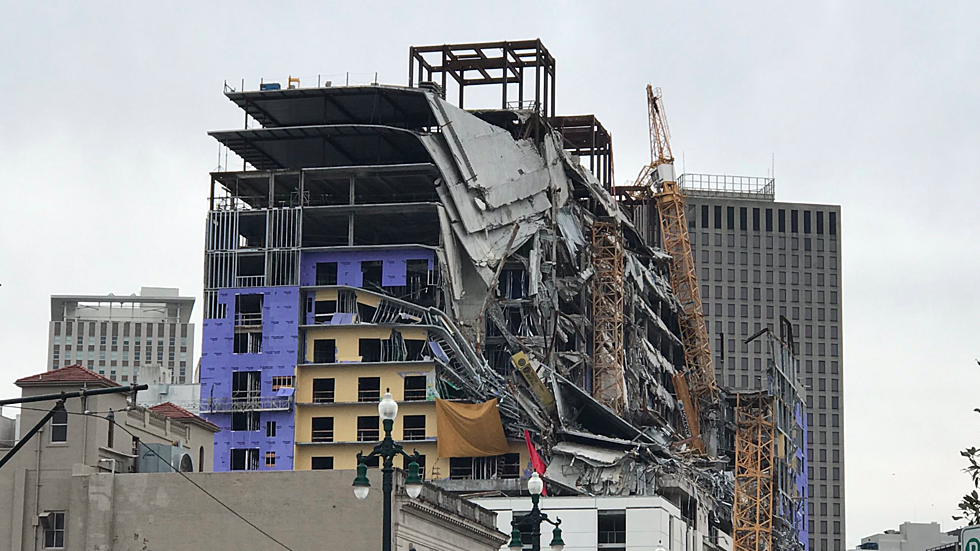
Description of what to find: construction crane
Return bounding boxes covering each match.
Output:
[634,85,719,453]
[635,86,777,551]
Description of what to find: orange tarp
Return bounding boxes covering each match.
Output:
[435,398,510,458]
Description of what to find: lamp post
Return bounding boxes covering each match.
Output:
[508,472,564,551]
[352,389,424,551]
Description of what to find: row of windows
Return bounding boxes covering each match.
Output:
[696,205,838,235]
[810,537,844,551]
[52,335,187,348]
[702,250,839,272]
[702,268,839,289]
[705,286,838,305]
[53,321,189,338]
[694,232,837,254]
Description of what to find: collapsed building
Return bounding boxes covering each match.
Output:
[199,39,806,551]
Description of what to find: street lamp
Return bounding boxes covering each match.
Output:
[508,472,564,551]
[352,389,424,551]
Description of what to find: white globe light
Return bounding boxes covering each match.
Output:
[354,486,370,500]
[378,391,398,420]
[406,481,422,499]
[527,471,544,496]
[656,546,667,551]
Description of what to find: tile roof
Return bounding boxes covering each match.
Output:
[15,364,119,388]
[149,402,220,432]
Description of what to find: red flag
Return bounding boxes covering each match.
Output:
[524,429,548,496]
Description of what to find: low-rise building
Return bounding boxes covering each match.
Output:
[0,365,219,550]
[472,494,733,551]
[855,523,957,551]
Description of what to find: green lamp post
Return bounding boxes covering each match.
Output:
[352,389,424,551]
[508,472,564,551]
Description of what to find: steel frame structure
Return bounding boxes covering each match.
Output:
[733,392,776,551]
[551,114,615,191]
[409,40,556,117]
[590,219,626,413]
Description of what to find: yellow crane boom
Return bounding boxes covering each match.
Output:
[642,85,719,453]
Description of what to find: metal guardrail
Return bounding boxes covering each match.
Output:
[202,396,293,413]
[678,173,775,199]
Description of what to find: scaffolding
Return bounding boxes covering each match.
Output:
[590,219,626,414]
[733,392,776,551]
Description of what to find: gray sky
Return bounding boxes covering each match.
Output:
[1,1,978,546]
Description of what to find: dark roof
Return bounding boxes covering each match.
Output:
[224,85,434,129]
[209,124,432,171]
[15,364,119,388]
[149,402,220,433]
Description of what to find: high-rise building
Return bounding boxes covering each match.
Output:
[48,288,195,384]
[682,173,844,551]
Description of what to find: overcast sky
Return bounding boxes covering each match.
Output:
[1,1,978,546]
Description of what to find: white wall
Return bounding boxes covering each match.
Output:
[470,495,720,551]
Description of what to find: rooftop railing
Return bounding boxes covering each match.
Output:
[678,173,775,200]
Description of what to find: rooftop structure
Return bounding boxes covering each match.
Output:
[47,288,196,384]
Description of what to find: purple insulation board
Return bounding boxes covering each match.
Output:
[299,248,434,288]
[200,286,299,471]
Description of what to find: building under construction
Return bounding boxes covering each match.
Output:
[199,40,807,551]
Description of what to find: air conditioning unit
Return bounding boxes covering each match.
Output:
[139,443,194,473]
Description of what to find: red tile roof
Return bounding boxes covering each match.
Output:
[15,364,119,388]
[149,402,220,432]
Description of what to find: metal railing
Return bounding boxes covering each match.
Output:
[312,390,335,403]
[311,429,334,443]
[202,395,292,413]
[678,173,775,199]
[234,312,263,327]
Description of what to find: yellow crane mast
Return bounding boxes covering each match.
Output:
[638,85,719,453]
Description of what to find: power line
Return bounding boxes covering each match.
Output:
[8,404,296,551]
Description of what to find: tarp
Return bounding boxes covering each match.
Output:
[435,398,510,458]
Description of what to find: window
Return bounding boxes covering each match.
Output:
[828,211,837,235]
[714,205,722,229]
[313,378,336,403]
[312,339,336,363]
[358,377,381,402]
[361,260,384,289]
[266,421,277,438]
[778,209,786,232]
[357,416,379,442]
[403,415,426,441]
[404,375,427,401]
[233,332,262,354]
[359,339,382,362]
[42,511,66,549]
[271,376,294,391]
[449,453,521,480]
[701,205,709,228]
[50,409,68,443]
[311,456,334,470]
[230,448,260,471]
[312,417,334,442]
[231,371,261,404]
[598,511,626,550]
[791,209,799,232]
[315,262,338,286]
[265,451,276,467]
[727,206,735,230]
[740,207,748,230]
[817,211,825,234]
[231,411,260,432]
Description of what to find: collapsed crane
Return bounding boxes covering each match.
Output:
[627,85,719,453]
[619,86,783,551]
